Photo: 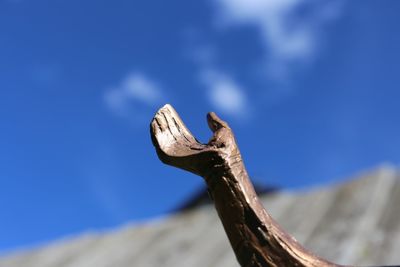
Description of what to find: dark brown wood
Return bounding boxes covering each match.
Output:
[150,104,346,267]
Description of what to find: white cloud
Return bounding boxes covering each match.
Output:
[122,74,163,106]
[200,69,249,118]
[104,72,164,120]
[213,0,344,80]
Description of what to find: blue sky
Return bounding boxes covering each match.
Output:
[1,0,400,253]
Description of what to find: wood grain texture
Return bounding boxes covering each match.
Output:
[150,104,346,267]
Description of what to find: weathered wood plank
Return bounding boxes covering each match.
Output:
[150,104,345,267]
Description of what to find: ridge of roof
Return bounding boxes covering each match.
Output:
[0,166,399,267]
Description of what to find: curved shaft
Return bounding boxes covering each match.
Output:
[150,104,345,267]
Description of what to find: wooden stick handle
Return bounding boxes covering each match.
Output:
[150,104,346,267]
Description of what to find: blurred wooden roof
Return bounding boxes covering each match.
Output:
[1,166,399,267]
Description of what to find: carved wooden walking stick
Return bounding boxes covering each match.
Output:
[150,104,345,267]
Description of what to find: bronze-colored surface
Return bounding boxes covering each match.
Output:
[150,104,347,267]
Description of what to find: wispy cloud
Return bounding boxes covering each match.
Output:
[181,28,218,66]
[122,73,163,105]
[80,147,128,222]
[182,30,250,119]
[200,69,249,118]
[104,72,164,122]
[213,0,344,80]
